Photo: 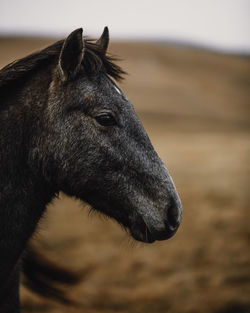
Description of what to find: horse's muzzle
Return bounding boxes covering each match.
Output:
[129,198,182,243]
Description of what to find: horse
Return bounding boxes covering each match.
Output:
[0,27,182,312]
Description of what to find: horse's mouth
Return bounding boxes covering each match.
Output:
[130,224,156,243]
[88,201,180,243]
[129,215,178,244]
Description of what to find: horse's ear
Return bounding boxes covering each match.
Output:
[58,28,84,81]
[96,26,109,54]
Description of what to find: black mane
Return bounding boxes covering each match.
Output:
[0,38,125,90]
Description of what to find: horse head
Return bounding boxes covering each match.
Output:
[33,28,182,243]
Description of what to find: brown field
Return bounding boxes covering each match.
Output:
[0,38,250,313]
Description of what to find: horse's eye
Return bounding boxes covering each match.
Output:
[95,112,116,127]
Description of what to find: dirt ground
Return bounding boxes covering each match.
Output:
[0,37,250,313]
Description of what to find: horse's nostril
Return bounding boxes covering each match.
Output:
[166,204,181,231]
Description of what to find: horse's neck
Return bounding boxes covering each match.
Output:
[0,61,56,197]
[0,66,54,248]
[0,65,52,173]
[0,67,55,300]
[0,64,55,252]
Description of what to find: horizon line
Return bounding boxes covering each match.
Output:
[0,32,250,57]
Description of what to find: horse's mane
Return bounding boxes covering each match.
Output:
[0,38,125,90]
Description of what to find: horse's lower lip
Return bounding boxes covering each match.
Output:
[130,227,156,243]
[129,224,178,243]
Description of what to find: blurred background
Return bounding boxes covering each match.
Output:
[0,0,249,312]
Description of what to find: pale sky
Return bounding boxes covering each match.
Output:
[0,0,249,53]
